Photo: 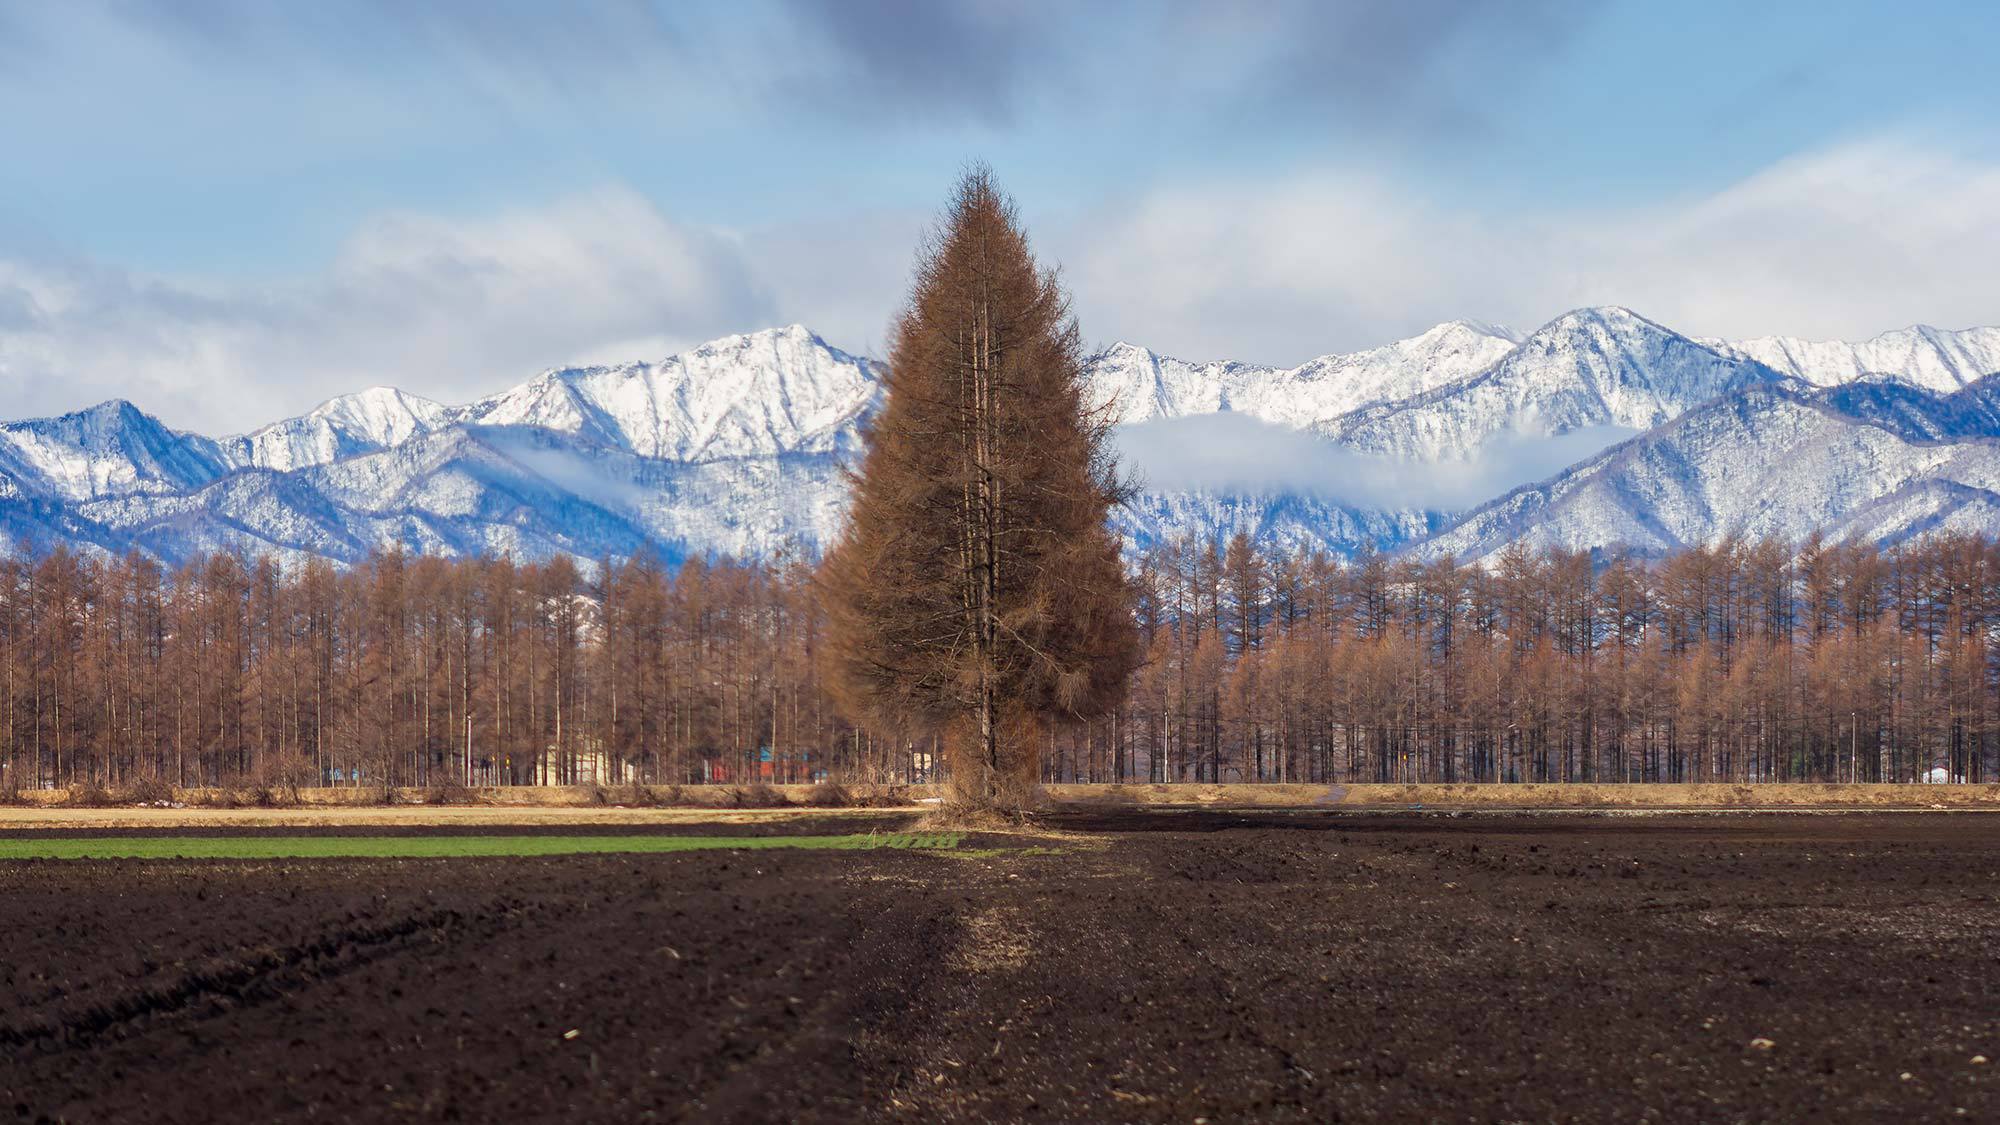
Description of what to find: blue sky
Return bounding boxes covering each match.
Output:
[1,0,1996,430]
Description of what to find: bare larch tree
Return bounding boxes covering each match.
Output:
[818,168,1140,810]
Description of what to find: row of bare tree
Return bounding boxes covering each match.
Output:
[0,549,908,792]
[1076,532,1997,786]
[4,530,1996,791]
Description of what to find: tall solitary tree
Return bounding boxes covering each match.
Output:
[819,168,1138,810]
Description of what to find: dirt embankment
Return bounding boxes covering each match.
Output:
[1046,780,2000,809]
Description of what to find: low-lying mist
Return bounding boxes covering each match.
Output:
[1113,412,1636,511]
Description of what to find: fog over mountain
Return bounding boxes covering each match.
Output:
[3,309,1998,569]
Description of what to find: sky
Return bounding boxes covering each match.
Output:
[1,0,1997,432]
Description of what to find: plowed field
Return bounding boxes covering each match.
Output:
[3,811,1995,1121]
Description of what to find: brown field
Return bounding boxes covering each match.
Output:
[3,809,1997,1122]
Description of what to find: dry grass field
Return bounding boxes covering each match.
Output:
[5,781,1997,828]
[0,803,886,830]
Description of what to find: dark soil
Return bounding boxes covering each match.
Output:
[2,811,1996,1122]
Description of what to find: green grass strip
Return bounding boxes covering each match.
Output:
[0,833,961,860]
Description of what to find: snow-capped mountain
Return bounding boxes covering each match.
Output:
[3,311,1999,569]
[0,399,227,501]
[214,325,878,476]
[221,387,450,473]
[446,325,879,462]
[1087,319,1519,429]
[54,328,869,566]
[1327,308,1783,459]
[1418,376,2000,563]
[1714,325,2000,393]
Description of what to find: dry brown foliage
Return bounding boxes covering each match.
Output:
[733,783,790,809]
[802,781,852,807]
[61,781,115,808]
[423,780,475,806]
[818,167,1138,811]
[113,776,176,805]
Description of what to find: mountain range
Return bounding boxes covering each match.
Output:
[4,310,1999,569]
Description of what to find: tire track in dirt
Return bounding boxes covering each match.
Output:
[3,850,979,1124]
[0,895,544,1056]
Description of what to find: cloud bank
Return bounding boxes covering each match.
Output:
[1063,137,2000,366]
[0,189,772,431]
[1,137,1997,433]
[1115,413,1637,510]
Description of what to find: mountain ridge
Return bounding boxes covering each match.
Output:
[1416,374,2000,563]
[4,311,1999,568]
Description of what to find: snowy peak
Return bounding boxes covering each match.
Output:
[1436,318,1522,343]
[224,386,450,472]
[463,368,622,446]
[218,325,883,473]
[1513,305,1767,408]
[1084,319,1519,429]
[1084,344,1254,425]
[1719,323,2000,393]
[311,386,448,442]
[1288,318,1520,410]
[11,398,164,446]
[457,324,880,461]
[0,398,227,501]
[1326,306,1782,460]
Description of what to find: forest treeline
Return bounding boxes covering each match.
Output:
[2,532,1995,792]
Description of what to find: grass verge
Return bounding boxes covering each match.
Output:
[0,833,961,860]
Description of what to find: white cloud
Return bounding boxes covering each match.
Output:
[1594,140,2000,340]
[1060,137,2000,365]
[0,188,772,431]
[1115,413,1636,510]
[2,136,1996,436]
